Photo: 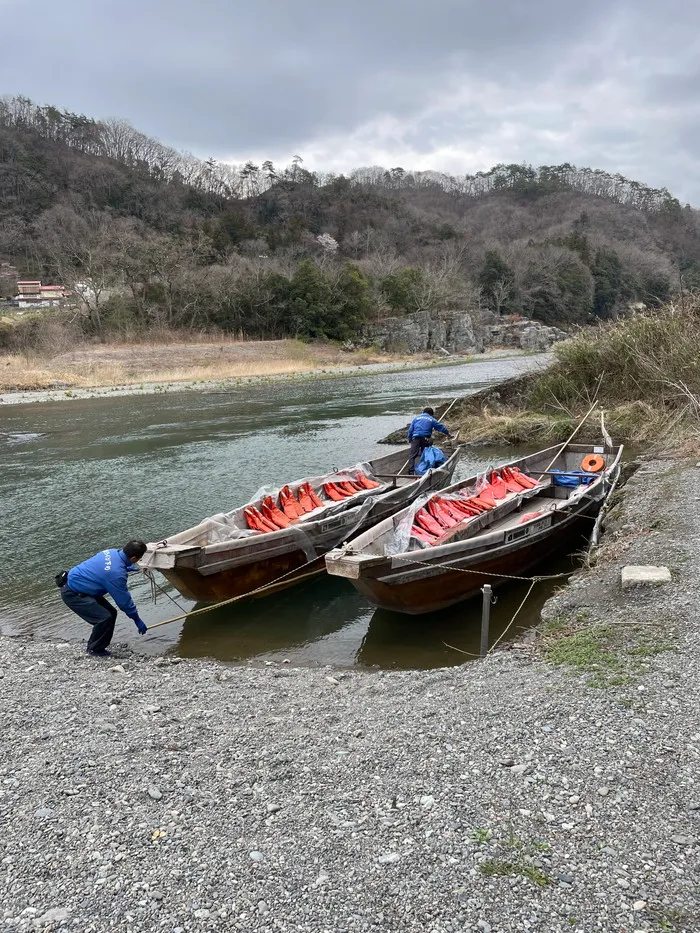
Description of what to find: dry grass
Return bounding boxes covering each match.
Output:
[454,299,700,448]
[0,338,401,391]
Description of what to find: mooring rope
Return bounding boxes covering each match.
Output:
[393,556,577,583]
[442,577,541,659]
[144,554,324,631]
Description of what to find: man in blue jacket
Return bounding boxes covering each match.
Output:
[60,540,149,656]
[407,407,453,474]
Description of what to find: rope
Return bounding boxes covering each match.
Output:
[144,554,323,631]
[441,575,540,659]
[395,555,577,583]
[488,579,537,653]
[142,568,188,613]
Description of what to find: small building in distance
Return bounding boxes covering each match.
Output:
[15,280,69,308]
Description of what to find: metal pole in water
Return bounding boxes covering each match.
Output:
[480,584,492,657]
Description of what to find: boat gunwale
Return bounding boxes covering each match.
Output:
[146,446,463,564]
[327,443,624,573]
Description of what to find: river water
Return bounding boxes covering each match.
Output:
[1,354,577,668]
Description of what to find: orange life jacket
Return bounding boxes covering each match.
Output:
[323,482,348,502]
[518,511,543,524]
[490,473,508,500]
[415,508,443,537]
[436,498,470,523]
[279,485,304,519]
[300,482,324,509]
[412,525,438,545]
[499,468,525,493]
[261,497,290,529]
[510,466,539,489]
[429,499,459,528]
[297,485,314,513]
[244,507,278,533]
[356,472,381,490]
[476,485,497,507]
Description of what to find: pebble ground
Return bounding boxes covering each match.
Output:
[1,459,698,932]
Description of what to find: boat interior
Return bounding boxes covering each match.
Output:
[353,444,622,557]
[148,446,448,550]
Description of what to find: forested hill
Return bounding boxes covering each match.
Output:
[2,94,699,343]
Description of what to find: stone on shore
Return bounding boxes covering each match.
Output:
[621,565,672,589]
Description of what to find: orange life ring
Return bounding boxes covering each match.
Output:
[581,454,605,473]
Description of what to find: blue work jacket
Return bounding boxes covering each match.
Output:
[67,548,140,617]
[407,413,449,441]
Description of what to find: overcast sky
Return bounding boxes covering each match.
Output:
[3,0,700,202]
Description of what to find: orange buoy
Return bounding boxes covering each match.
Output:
[581,454,605,473]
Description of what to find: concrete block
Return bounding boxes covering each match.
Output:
[621,565,672,590]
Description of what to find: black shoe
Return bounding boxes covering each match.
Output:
[86,648,112,657]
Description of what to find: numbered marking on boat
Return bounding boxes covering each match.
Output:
[504,515,552,544]
[320,514,352,533]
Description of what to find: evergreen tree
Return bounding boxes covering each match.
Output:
[478,250,518,314]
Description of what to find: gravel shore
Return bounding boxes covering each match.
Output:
[1,458,698,932]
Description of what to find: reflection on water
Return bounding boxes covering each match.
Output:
[175,551,583,670]
[0,353,560,667]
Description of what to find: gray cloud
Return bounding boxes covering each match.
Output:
[3,0,700,201]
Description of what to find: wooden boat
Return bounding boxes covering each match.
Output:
[143,446,461,602]
[325,443,623,614]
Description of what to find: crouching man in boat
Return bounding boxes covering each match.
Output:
[57,540,149,656]
[407,407,453,474]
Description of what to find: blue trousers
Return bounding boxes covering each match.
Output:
[61,585,117,652]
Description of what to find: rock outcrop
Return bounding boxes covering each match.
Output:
[363,309,566,354]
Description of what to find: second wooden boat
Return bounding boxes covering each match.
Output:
[325,443,622,614]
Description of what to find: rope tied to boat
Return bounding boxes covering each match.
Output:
[442,577,539,659]
[393,556,578,583]
[143,554,324,631]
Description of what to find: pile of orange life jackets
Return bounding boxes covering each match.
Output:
[323,471,381,502]
[244,471,382,533]
[411,465,539,546]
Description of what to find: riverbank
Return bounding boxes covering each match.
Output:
[444,302,700,452]
[0,337,400,394]
[0,346,536,405]
[1,457,697,931]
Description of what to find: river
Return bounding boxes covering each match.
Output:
[1,354,575,668]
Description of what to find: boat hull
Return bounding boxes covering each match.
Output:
[325,443,623,615]
[159,551,323,602]
[349,507,595,614]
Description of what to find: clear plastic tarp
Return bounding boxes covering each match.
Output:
[146,461,390,553]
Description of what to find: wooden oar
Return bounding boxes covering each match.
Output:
[538,400,599,479]
[439,397,460,422]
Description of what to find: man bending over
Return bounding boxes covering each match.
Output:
[59,540,149,656]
